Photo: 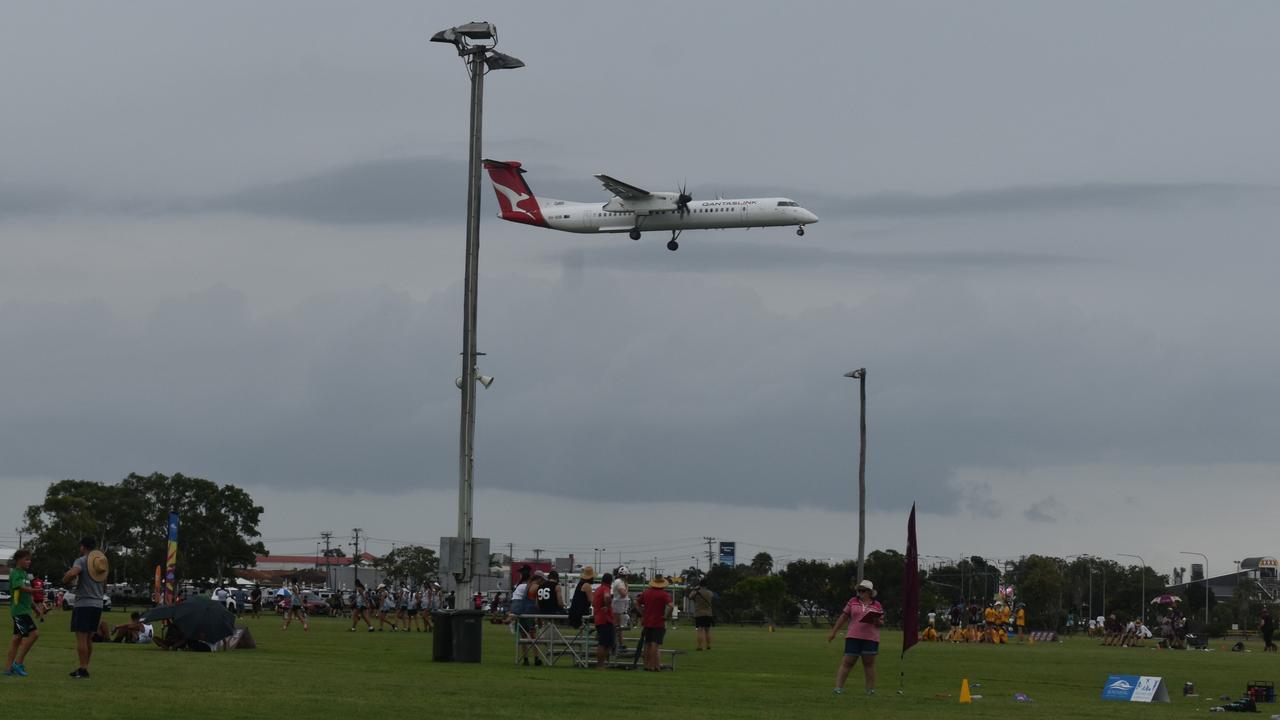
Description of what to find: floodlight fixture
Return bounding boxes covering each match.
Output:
[455,22,496,40]
[485,51,525,70]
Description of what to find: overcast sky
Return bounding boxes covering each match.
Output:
[3,2,1279,583]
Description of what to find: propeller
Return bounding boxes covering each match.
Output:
[675,179,693,217]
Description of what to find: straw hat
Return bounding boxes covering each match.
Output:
[648,575,669,589]
[579,566,597,580]
[86,550,109,583]
[855,579,876,597]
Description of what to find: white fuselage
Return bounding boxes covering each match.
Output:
[531,197,818,234]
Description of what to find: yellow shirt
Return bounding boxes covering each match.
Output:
[984,607,997,623]
[1015,608,1025,626]
[999,607,1012,623]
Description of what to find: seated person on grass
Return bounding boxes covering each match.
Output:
[111,613,154,644]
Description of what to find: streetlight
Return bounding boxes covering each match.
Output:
[432,21,524,604]
[1180,551,1210,626]
[1088,568,1098,619]
[1117,553,1146,624]
[843,368,867,584]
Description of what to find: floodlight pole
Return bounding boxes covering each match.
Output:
[450,43,487,606]
[1118,553,1146,624]
[1180,551,1209,625]
[433,23,521,605]
[844,369,867,584]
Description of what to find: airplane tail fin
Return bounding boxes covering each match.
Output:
[483,159,549,227]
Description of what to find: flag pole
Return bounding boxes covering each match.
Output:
[900,503,919,693]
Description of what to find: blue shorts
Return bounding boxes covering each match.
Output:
[844,637,879,656]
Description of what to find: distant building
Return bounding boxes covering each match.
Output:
[1166,556,1279,603]
[237,552,384,590]
[252,552,378,571]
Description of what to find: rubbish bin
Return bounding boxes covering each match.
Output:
[431,610,454,661]
[450,609,485,663]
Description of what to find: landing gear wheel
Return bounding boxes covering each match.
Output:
[629,229,641,241]
[797,226,806,236]
[667,239,679,252]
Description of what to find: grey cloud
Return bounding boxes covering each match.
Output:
[9,153,1273,230]
[560,244,1094,274]
[0,181,79,220]
[1023,496,1067,523]
[212,156,1276,226]
[200,156,470,225]
[810,182,1276,221]
[7,256,1277,516]
[961,483,1003,518]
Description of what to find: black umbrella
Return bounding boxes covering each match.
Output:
[142,599,236,646]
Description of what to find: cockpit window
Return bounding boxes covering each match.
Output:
[777,201,798,207]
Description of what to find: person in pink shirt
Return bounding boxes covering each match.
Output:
[826,579,884,696]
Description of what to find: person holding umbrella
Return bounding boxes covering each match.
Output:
[142,598,237,651]
[61,537,108,679]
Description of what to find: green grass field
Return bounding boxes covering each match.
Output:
[4,609,1276,718]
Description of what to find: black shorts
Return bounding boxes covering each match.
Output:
[408,609,419,616]
[71,607,103,634]
[694,616,715,629]
[12,614,37,638]
[595,623,615,649]
[643,628,666,645]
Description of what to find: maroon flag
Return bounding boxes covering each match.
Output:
[901,503,919,655]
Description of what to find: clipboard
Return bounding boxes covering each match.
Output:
[858,609,884,624]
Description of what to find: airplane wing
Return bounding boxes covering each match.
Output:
[594,174,650,199]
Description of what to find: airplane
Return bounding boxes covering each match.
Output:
[483,160,819,251]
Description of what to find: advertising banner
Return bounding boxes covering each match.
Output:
[718,541,736,568]
[1101,675,1170,702]
[163,512,179,605]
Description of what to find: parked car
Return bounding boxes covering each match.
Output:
[61,591,113,611]
[299,591,328,614]
[0,575,10,605]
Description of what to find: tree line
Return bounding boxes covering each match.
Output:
[19,472,267,585]
[683,550,1252,636]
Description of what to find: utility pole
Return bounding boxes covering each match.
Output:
[533,548,544,561]
[321,531,334,589]
[507,543,514,563]
[703,536,717,570]
[351,528,363,587]
[844,368,868,584]
[15,528,22,548]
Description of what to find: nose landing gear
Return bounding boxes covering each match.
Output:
[797,226,806,236]
[629,229,641,240]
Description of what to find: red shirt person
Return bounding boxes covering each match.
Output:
[587,568,614,669]
[636,576,673,671]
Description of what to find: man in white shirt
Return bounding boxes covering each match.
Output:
[612,567,632,651]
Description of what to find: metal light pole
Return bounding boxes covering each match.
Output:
[1090,566,1100,617]
[1118,553,1147,624]
[432,22,523,604]
[843,368,867,584]
[1180,551,1210,625]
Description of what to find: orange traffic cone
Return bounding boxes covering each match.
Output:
[959,678,972,704]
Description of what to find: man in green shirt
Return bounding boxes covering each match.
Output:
[4,549,40,677]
